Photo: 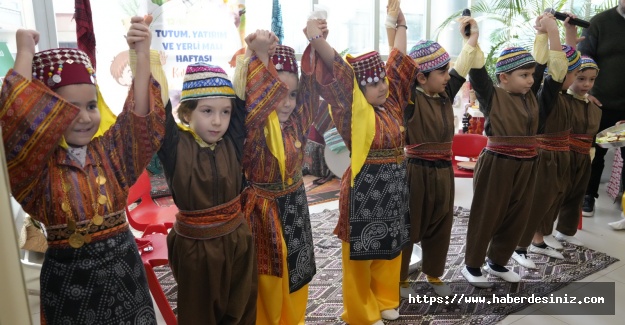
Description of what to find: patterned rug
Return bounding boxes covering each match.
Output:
[304,175,341,206]
[152,207,619,324]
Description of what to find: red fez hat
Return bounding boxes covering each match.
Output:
[32,48,96,89]
[346,51,386,86]
[271,45,298,74]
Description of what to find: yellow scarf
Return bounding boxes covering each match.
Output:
[176,123,220,150]
[264,110,286,183]
[59,85,117,149]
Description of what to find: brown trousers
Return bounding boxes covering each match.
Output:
[465,151,538,267]
[400,162,454,280]
[541,152,591,236]
[167,222,258,325]
[518,149,570,247]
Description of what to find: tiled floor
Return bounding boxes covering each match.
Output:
[26,178,625,324]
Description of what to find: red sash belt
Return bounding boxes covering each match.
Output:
[570,134,593,155]
[486,136,538,158]
[175,196,243,239]
[405,142,453,161]
[537,130,570,152]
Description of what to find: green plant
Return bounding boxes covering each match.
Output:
[436,0,618,81]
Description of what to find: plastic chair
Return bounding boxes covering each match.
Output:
[126,170,178,231]
[135,224,177,325]
[451,133,488,178]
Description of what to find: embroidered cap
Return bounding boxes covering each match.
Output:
[408,40,450,73]
[180,63,235,102]
[495,47,536,74]
[562,45,581,72]
[579,55,599,72]
[32,48,96,89]
[346,51,386,86]
[272,45,298,74]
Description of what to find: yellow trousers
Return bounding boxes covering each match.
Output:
[340,241,401,325]
[256,235,309,325]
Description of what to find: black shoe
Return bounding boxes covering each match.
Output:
[582,195,595,217]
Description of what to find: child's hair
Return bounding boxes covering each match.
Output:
[110,50,130,85]
[176,98,235,125]
[495,62,537,84]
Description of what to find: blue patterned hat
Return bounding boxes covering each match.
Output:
[562,45,581,72]
[495,47,536,74]
[409,40,450,73]
[180,63,235,102]
[579,55,599,71]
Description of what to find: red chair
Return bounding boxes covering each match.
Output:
[452,133,488,178]
[126,170,178,231]
[136,225,177,325]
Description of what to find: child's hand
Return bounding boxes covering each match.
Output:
[16,29,39,57]
[306,19,324,40]
[126,15,152,54]
[249,30,274,56]
[539,13,558,33]
[458,17,478,40]
[564,14,586,43]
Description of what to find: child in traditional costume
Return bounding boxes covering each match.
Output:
[544,57,601,242]
[235,28,321,324]
[1,17,164,324]
[513,17,581,267]
[461,14,565,287]
[399,17,482,298]
[308,2,415,323]
[159,62,256,324]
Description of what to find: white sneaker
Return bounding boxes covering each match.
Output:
[400,285,416,299]
[372,320,384,325]
[381,309,400,320]
[461,267,493,288]
[609,215,625,230]
[554,231,584,246]
[542,234,564,251]
[483,264,521,283]
[428,281,452,297]
[511,251,537,269]
[529,244,564,259]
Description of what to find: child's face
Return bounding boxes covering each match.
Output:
[418,68,451,95]
[56,84,100,147]
[500,67,536,94]
[364,79,389,107]
[562,67,580,91]
[277,72,298,123]
[186,97,232,144]
[570,68,598,96]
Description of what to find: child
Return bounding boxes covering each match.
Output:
[513,16,580,267]
[235,28,321,324]
[460,14,566,287]
[544,56,601,241]
[399,18,481,297]
[158,62,256,324]
[1,17,165,324]
[309,2,416,323]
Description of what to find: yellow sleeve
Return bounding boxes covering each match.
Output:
[454,42,485,76]
[129,49,169,105]
[532,33,549,65]
[233,54,251,99]
[547,50,568,83]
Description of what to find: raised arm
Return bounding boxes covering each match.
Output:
[385,0,407,54]
[126,15,153,116]
[307,19,334,72]
[13,30,38,80]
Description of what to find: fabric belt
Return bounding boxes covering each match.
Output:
[536,130,570,152]
[486,135,538,158]
[175,196,244,239]
[405,142,453,161]
[46,210,128,248]
[570,133,593,155]
[364,147,406,165]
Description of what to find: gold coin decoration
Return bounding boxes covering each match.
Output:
[287,178,293,185]
[92,214,104,226]
[96,176,107,185]
[400,126,405,132]
[69,233,84,248]
[294,140,302,148]
[397,156,404,165]
[62,183,71,192]
[98,195,108,205]
[61,202,71,212]
[83,234,92,244]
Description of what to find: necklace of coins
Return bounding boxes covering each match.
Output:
[59,155,108,248]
